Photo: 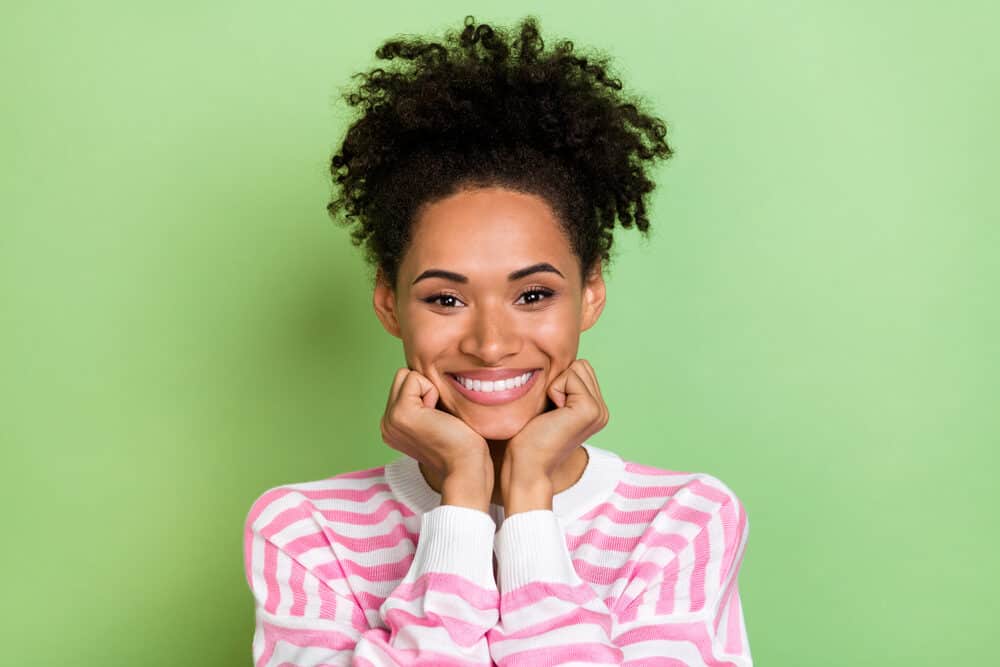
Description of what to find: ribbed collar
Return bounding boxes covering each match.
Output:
[385,442,625,526]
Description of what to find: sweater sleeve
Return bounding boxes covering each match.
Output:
[245,493,500,666]
[487,491,752,666]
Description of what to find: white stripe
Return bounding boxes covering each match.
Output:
[266,640,349,667]
[380,589,498,629]
[251,613,266,664]
[569,541,670,570]
[267,516,322,549]
[252,489,310,533]
[619,638,709,665]
[305,487,395,511]
[491,622,616,660]
[674,537,696,613]
[286,475,386,492]
[250,531,268,602]
[319,510,420,540]
[303,562,321,618]
[275,549,294,615]
[621,471,703,488]
[703,504,726,604]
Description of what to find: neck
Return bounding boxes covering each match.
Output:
[485,438,510,505]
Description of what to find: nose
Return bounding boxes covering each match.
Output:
[458,298,521,365]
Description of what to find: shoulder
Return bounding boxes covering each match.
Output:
[611,458,750,543]
[243,465,393,539]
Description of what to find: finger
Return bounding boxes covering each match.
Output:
[399,369,439,409]
[386,368,411,411]
[569,359,600,400]
[547,366,572,408]
[577,360,609,426]
[578,360,606,411]
[561,367,594,406]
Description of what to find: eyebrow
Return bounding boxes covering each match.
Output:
[411,262,565,285]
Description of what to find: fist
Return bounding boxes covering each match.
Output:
[379,368,489,478]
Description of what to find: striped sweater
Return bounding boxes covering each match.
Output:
[243,442,753,666]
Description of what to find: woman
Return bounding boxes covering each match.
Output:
[244,15,752,666]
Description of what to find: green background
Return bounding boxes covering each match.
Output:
[3,1,996,665]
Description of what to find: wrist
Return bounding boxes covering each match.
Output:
[441,466,493,514]
[501,469,553,516]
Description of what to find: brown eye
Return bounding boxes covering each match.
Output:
[516,288,555,306]
[422,293,465,308]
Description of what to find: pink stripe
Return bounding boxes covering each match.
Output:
[382,607,490,647]
[579,502,662,523]
[689,526,710,612]
[497,641,623,665]
[261,617,358,651]
[490,606,611,641]
[263,539,281,614]
[281,523,418,558]
[391,572,500,610]
[501,580,596,613]
[322,522,418,553]
[263,497,416,539]
[288,555,306,616]
[725,588,744,654]
[316,554,412,583]
[662,501,713,529]
[244,486,296,589]
[331,467,386,479]
[614,480,684,499]
[361,641,492,666]
[615,620,742,667]
[718,496,738,586]
[295,481,393,503]
[624,462,693,476]
[654,557,681,616]
[572,557,659,587]
[686,478,732,505]
[246,487,294,527]
[565,526,642,552]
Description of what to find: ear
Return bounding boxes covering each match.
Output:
[580,261,607,332]
[373,267,403,339]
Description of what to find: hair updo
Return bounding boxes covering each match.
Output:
[327,14,673,290]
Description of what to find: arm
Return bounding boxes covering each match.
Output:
[244,490,500,666]
[488,486,752,666]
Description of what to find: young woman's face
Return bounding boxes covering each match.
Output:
[373,186,606,441]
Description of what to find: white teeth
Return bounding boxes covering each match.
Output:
[456,371,533,393]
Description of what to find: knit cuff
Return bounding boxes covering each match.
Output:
[494,509,583,592]
[409,504,498,590]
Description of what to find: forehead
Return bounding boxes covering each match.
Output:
[403,187,576,277]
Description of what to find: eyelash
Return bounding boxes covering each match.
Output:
[422,287,556,309]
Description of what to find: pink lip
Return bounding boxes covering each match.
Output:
[447,369,541,406]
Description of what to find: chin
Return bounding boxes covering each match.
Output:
[463,411,532,441]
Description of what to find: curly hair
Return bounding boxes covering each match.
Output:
[326,14,673,290]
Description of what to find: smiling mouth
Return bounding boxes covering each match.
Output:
[446,370,541,405]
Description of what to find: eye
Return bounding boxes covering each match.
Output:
[516,287,556,307]
[422,292,466,308]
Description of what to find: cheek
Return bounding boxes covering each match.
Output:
[531,311,581,366]
[400,319,454,373]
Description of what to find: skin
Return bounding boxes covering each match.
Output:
[373,186,610,516]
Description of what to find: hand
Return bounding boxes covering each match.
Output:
[380,368,493,510]
[501,359,609,510]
